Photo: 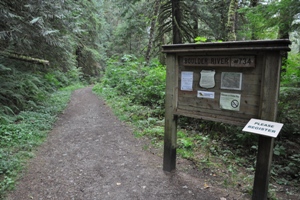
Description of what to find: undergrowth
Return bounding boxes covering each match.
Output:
[93,54,300,200]
[0,88,76,199]
[0,58,85,199]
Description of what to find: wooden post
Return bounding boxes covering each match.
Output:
[252,136,274,200]
[252,52,282,200]
[163,54,178,172]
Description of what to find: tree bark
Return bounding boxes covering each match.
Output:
[172,0,182,44]
[226,0,238,41]
[250,0,259,40]
[145,0,160,63]
[251,0,259,7]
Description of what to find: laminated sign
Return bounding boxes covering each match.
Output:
[199,70,215,88]
[221,72,242,90]
[197,91,215,99]
[220,92,241,111]
[181,71,193,91]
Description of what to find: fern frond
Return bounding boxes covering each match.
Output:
[0,31,9,40]
[0,63,11,71]
[0,105,15,115]
[42,29,59,36]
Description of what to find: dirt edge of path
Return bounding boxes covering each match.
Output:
[6,87,251,200]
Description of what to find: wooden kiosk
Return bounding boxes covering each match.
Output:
[162,40,290,200]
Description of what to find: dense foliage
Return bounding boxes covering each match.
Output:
[0,0,106,116]
[94,55,166,118]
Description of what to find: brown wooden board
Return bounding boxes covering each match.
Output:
[176,53,262,125]
[182,56,255,67]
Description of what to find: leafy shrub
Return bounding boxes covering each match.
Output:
[45,73,62,87]
[278,87,300,136]
[97,55,166,117]
[0,68,47,113]
[0,88,72,199]
[0,58,84,116]
[281,53,300,87]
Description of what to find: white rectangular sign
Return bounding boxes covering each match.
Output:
[242,118,283,138]
[197,91,215,99]
[181,71,193,91]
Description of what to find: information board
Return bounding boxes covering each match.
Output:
[177,54,259,126]
[162,40,291,200]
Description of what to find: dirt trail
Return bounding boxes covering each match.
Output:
[7,87,244,200]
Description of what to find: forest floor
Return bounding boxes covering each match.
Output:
[6,87,252,200]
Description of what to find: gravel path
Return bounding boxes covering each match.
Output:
[6,87,242,200]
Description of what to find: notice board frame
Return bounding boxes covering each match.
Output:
[162,40,290,200]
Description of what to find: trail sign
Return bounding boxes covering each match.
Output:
[243,118,283,138]
[162,39,290,200]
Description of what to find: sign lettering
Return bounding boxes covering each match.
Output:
[183,56,255,67]
[231,56,255,67]
[242,118,283,138]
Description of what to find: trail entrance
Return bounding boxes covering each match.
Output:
[7,87,243,200]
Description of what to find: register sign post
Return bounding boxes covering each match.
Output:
[243,118,283,138]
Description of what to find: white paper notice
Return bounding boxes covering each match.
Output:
[197,91,215,99]
[199,70,215,88]
[220,92,241,111]
[181,71,193,91]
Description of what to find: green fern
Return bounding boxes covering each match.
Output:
[0,64,11,71]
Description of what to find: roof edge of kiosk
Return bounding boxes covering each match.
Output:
[162,39,291,53]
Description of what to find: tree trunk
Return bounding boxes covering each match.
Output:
[145,0,160,64]
[250,0,259,40]
[226,0,238,41]
[159,34,166,65]
[278,29,290,40]
[191,1,199,39]
[172,0,182,44]
[277,3,290,60]
[0,51,49,65]
[277,5,291,40]
[251,0,259,7]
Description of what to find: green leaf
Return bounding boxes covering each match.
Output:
[194,36,207,43]
[0,64,11,71]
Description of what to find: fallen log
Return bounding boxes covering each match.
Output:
[0,51,50,65]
